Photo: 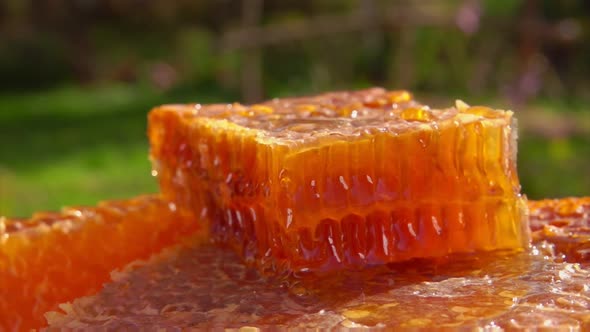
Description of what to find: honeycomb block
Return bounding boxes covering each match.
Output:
[149,88,530,272]
[0,195,202,331]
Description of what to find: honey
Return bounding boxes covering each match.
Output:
[529,197,590,263]
[0,195,202,331]
[1,192,587,330]
[2,86,587,329]
[46,197,590,330]
[148,88,529,272]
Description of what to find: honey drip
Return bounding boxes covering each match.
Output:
[149,88,529,272]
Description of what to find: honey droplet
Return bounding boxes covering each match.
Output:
[342,309,371,320]
[250,105,274,115]
[400,107,434,122]
[465,106,505,119]
[388,90,413,103]
[296,104,318,116]
[406,318,432,326]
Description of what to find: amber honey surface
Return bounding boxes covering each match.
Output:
[149,88,529,272]
[0,195,202,331]
[46,198,590,330]
[529,197,590,263]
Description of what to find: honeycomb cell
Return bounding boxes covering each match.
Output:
[0,195,202,331]
[148,88,530,272]
[529,197,590,263]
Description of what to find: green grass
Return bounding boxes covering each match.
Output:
[0,83,234,217]
[0,144,157,217]
[0,85,589,217]
[519,135,590,200]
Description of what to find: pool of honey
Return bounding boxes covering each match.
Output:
[46,242,590,330]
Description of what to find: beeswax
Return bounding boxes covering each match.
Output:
[149,88,530,272]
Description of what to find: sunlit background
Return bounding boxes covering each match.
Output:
[1,0,589,217]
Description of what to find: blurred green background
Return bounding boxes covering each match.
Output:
[0,0,589,217]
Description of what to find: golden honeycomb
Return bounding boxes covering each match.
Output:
[148,88,529,272]
[0,195,202,331]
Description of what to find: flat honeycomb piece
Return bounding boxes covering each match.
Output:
[529,197,590,262]
[46,196,590,330]
[149,87,529,272]
[0,195,202,331]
